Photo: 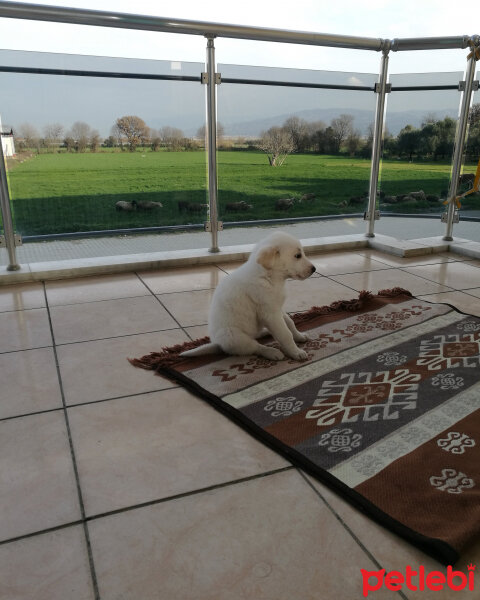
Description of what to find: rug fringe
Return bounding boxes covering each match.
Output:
[378,287,413,298]
[291,289,374,323]
[128,336,210,370]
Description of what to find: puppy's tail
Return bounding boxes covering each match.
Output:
[180,342,222,357]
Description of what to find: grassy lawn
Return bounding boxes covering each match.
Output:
[5,150,478,236]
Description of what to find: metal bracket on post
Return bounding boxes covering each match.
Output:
[201,72,221,85]
[458,80,479,91]
[204,221,223,232]
[374,82,392,93]
[363,210,380,221]
[0,233,22,247]
[441,210,459,224]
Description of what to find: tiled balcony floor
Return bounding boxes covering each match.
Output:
[1,247,480,600]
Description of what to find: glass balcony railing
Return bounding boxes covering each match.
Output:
[1,47,479,265]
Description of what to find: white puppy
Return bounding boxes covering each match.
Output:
[181,231,316,361]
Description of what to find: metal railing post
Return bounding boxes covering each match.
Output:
[205,36,220,253]
[366,43,390,238]
[0,136,20,271]
[443,40,479,241]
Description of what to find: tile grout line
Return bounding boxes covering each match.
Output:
[0,383,180,424]
[134,271,201,342]
[0,466,295,547]
[41,282,101,600]
[297,469,411,600]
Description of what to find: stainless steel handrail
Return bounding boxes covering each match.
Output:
[0,2,476,51]
[0,1,385,50]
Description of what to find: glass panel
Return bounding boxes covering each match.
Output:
[0,50,207,251]
[462,71,480,215]
[377,71,462,239]
[217,63,377,237]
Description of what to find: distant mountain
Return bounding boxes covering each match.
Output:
[218,107,458,138]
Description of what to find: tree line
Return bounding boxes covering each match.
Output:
[12,103,480,163]
[258,104,480,166]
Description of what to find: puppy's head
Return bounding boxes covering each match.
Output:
[255,232,316,280]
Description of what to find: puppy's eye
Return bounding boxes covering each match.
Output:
[295,253,302,259]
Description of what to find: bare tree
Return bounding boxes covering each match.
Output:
[43,122,64,152]
[17,122,40,151]
[330,114,354,153]
[89,130,101,152]
[196,122,225,145]
[110,123,124,149]
[69,121,92,153]
[159,126,184,151]
[282,116,309,152]
[149,128,161,151]
[345,130,362,156]
[115,115,149,152]
[257,126,295,166]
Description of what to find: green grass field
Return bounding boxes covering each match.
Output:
[5,150,477,236]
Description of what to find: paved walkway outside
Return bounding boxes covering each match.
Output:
[2,215,480,266]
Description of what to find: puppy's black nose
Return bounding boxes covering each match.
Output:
[311,265,316,274]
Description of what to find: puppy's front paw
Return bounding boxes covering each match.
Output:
[263,347,285,361]
[295,332,311,343]
[289,348,308,361]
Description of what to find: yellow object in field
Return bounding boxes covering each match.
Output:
[444,158,480,209]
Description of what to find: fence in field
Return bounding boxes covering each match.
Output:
[0,1,479,270]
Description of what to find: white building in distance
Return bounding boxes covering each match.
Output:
[0,114,15,157]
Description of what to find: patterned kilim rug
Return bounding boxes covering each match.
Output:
[130,288,480,565]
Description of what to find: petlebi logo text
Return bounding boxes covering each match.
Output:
[361,564,475,597]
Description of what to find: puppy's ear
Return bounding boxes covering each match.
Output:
[256,245,279,270]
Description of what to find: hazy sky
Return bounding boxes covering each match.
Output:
[0,0,477,136]
[0,0,479,74]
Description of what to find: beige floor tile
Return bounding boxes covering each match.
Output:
[184,324,210,340]
[138,265,226,294]
[307,475,479,599]
[310,251,390,275]
[68,388,288,516]
[0,412,81,541]
[57,329,187,405]
[50,296,178,344]
[45,273,150,306]
[405,261,480,290]
[464,287,480,299]
[284,275,360,312]
[418,291,480,316]
[330,268,453,296]
[0,308,52,353]
[158,288,214,327]
[88,470,393,600]
[0,348,62,419]
[216,260,246,274]
[357,249,456,267]
[0,282,46,312]
[0,526,95,600]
